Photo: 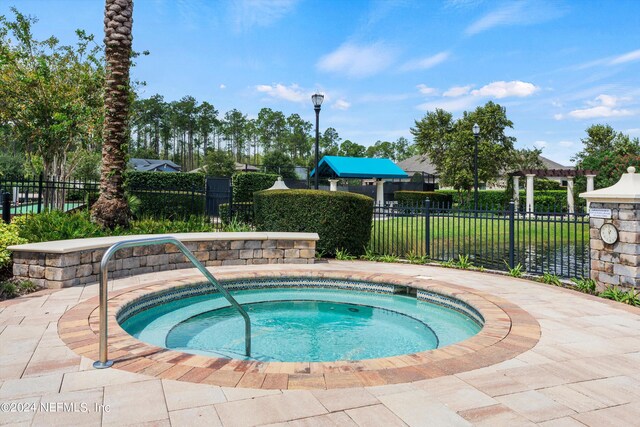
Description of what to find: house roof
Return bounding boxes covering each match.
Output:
[130,158,181,172]
[396,155,438,175]
[538,155,574,170]
[310,156,408,179]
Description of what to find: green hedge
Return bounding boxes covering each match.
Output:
[517,190,578,212]
[394,191,453,206]
[232,172,279,202]
[125,171,206,219]
[126,171,205,189]
[254,190,373,256]
[434,190,508,208]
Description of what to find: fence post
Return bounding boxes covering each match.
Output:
[227,180,233,220]
[37,173,43,214]
[2,192,11,224]
[425,199,431,258]
[508,201,515,269]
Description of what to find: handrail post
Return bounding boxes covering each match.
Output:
[93,236,251,369]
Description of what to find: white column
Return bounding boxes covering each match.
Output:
[513,175,520,211]
[525,174,535,215]
[566,176,575,214]
[328,179,339,192]
[585,174,596,213]
[376,179,385,206]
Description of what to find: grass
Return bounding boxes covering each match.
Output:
[370,214,589,258]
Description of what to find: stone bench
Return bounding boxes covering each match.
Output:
[8,232,318,289]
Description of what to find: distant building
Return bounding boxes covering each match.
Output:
[397,154,575,189]
[129,158,181,173]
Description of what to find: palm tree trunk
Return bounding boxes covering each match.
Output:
[92,0,133,228]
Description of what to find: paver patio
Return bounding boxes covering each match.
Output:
[1,260,639,426]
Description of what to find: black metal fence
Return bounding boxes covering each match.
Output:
[0,175,99,219]
[371,201,590,279]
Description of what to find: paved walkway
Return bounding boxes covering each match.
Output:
[1,261,639,426]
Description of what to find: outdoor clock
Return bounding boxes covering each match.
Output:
[600,223,619,245]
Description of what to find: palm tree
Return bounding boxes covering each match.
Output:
[92,0,133,228]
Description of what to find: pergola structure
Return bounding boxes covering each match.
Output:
[510,168,597,213]
[310,156,408,205]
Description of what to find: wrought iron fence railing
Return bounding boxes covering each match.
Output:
[371,200,590,279]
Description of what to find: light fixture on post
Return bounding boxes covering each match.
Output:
[472,123,480,212]
[311,93,324,190]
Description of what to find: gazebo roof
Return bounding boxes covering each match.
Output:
[310,156,408,179]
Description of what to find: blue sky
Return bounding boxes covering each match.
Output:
[3,0,639,165]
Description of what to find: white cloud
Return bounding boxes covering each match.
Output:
[400,51,450,71]
[470,81,538,98]
[231,0,299,33]
[566,94,634,119]
[610,49,640,65]
[559,140,574,147]
[255,83,307,103]
[219,84,226,89]
[317,42,396,78]
[465,1,564,35]
[443,85,473,97]
[416,84,437,95]
[554,113,564,120]
[533,140,548,149]
[626,128,640,136]
[578,48,640,69]
[418,96,477,112]
[332,99,351,110]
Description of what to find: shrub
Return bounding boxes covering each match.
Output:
[0,279,37,300]
[436,190,508,209]
[394,191,453,206]
[254,189,373,256]
[219,202,253,224]
[232,172,279,202]
[126,171,206,219]
[14,210,105,243]
[0,221,27,272]
[517,190,573,212]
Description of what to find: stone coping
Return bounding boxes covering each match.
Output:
[8,232,319,254]
[58,269,540,390]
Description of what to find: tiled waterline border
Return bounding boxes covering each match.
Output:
[58,270,540,390]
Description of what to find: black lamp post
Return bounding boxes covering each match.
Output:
[311,93,324,190]
[472,123,480,211]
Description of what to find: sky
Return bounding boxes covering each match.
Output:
[2,0,639,165]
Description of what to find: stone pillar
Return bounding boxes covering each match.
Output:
[376,179,385,206]
[585,174,596,212]
[525,174,535,215]
[580,166,640,291]
[566,176,575,214]
[328,179,339,192]
[513,175,520,211]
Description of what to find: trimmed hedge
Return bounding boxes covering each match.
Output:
[232,172,279,202]
[125,171,206,219]
[394,191,453,206]
[517,190,580,212]
[254,190,373,256]
[435,190,508,208]
[126,171,205,189]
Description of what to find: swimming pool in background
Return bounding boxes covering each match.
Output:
[119,280,483,362]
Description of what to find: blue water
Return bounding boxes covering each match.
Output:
[121,287,481,362]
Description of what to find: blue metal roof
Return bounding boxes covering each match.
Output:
[310,156,408,179]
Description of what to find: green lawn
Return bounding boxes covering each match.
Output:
[370,214,590,259]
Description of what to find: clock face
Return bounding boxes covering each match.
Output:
[600,223,618,245]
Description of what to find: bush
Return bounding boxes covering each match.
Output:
[254,189,373,256]
[0,221,27,273]
[435,190,508,209]
[232,172,279,202]
[394,191,453,206]
[517,190,575,212]
[14,210,105,243]
[126,171,205,189]
[219,202,253,225]
[126,171,206,219]
[0,279,37,300]
[204,149,236,177]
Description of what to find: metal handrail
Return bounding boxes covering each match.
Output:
[93,236,251,369]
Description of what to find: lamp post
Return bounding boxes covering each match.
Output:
[472,123,480,211]
[311,93,324,190]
